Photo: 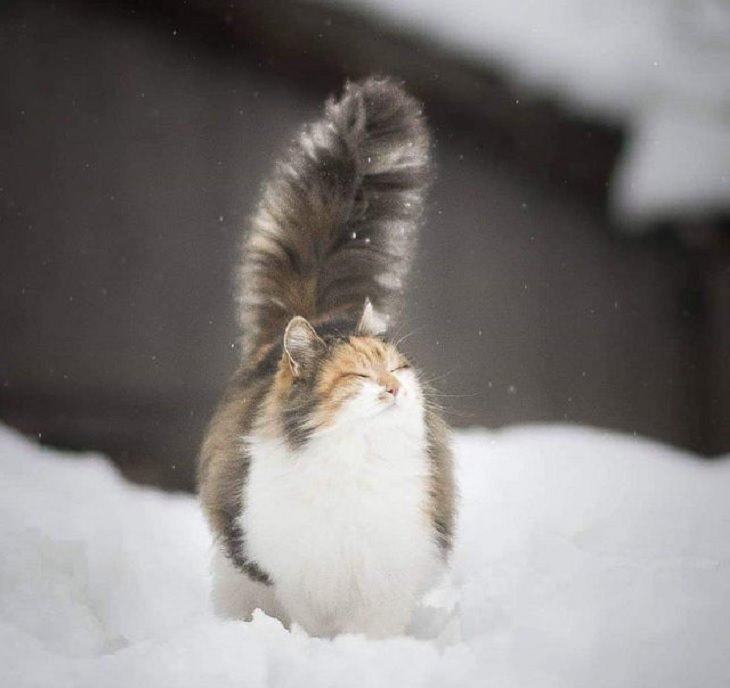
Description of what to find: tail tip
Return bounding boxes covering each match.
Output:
[323,76,431,189]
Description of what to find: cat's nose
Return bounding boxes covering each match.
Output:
[384,377,400,398]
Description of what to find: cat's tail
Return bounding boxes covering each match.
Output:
[236,76,431,356]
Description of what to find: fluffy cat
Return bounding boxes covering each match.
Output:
[198,77,455,639]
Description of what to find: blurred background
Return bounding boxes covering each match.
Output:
[1,0,729,491]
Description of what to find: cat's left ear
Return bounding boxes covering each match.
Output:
[356,298,387,337]
[283,316,325,377]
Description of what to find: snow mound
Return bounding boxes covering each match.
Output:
[321,0,730,223]
[1,422,729,687]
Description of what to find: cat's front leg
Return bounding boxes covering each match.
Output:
[210,548,289,625]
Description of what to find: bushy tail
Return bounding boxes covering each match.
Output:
[236,76,431,356]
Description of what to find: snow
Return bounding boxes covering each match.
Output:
[319,0,730,224]
[1,421,729,687]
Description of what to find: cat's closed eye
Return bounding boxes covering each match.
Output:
[391,365,411,372]
[340,372,371,380]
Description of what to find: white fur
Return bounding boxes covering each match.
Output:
[212,369,442,638]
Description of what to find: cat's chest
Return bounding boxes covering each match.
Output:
[240,425,432,573]
[246,425,429,510]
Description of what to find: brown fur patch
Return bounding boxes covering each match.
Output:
[424,409,457,556]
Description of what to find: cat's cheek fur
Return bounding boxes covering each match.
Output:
[236,402,442,639]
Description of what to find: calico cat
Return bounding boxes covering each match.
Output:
[198,77,455,639]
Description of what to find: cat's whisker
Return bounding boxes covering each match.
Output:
[391,325,424,349]
[427,391,481,399]
[419,369,459,388]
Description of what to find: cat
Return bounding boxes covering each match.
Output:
[198,76,455,639]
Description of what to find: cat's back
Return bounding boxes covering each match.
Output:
[197,346,280,549]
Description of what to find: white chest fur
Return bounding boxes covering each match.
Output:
[240,413,441,638]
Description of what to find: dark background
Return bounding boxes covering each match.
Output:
[2,0,728,491]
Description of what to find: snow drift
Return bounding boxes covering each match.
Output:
[1,422,729,687]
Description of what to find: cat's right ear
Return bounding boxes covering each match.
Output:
[283,316,325,378]
[356,298,388,337]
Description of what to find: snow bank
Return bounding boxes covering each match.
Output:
[320,0,730,224]
[1,422,729,687]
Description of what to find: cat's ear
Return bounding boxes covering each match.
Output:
[283,316,325,377]
[356,298,387,337]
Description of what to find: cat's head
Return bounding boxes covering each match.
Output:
[265,301,425,446]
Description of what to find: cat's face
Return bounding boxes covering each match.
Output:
[268,304,425,445]
[313,335,422,426]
